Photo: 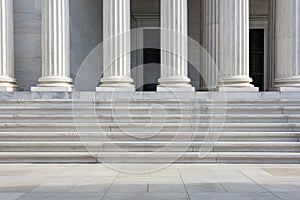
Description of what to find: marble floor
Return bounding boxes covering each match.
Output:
[0,164,299,200]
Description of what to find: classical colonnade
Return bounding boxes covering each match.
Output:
[0,0,299,92]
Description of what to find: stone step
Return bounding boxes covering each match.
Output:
[0,106,299,115]
[0,123,299,132]
[1,114,300,123]
[0,132,299,142]
[1,99,300,105]
[0,152,299,164]
[0,141,299,152]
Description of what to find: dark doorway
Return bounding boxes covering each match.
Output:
[250,29,265,91]
[142,29,160,91]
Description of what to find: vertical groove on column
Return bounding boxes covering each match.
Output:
[159,0,193,91]
[218,0,256,91]
[275,0,300,90]
[0,0,17,91]
[99,0,134,91]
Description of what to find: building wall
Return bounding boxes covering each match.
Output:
[69,0,102,81]
[14,0,42,91]
[250,0,269,17]
[188,0,201,90]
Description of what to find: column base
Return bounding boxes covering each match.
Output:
[275,87,300,92]
[0,86,17,92]
[96,76,135,92]
[217,77,258,92]
[274,77,300,92]
[31,86,72,92]
[31,76,73,92]
[0,77,18,92]
[157,76,195,92]
[217,87,259,92]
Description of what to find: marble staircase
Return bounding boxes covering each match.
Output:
[0,92,299,163]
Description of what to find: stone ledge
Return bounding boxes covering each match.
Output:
[0,91,299,101]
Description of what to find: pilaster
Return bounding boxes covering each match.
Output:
[200,0,218,91]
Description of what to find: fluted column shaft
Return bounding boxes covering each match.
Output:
[32,0,72,92]
[275,0,300,91]
[218,0,257,91]
[158,0,194,92]
[200,0,218,91]
[97,0,134,91]
[0,0,17,91]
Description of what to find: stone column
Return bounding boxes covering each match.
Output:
[274,0,300,91]
[0,0,17,91]
[97,0,134,92]
[158,0,194,92]
[217,0,258,91]
[200,0,218,91]
[32,0,73,92]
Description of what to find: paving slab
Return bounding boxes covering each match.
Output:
[0,164,297,200]
[0,193,24,200]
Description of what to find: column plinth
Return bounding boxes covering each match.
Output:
[31,0,73,92]
[158,0,194,92]
[217,0,258,92]
[0,0,17,92]
[97,0,134,92]
[274,0,300,91]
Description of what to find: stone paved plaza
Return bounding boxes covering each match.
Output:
[0,164,299,200]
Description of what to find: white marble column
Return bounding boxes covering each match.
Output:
[158,0,194,92]
[32,0,73,92]
[0,0,17,91]
[97,0,134,92]
[217,0,258,91]
[200,0,218,91]
[274,0,300,91]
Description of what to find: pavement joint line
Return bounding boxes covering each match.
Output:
[239,170,284,200]
[147,182,150,193]
[220,182,228,192]
[100,170,119,200]
[178,168,191,200]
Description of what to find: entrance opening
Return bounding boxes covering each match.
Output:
[250,29,265,91]
[143,29,160,91]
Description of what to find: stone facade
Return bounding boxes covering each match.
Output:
[0,0,298,92]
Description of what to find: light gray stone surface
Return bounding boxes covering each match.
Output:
[0,164,298,200]
[70,0,102,82]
